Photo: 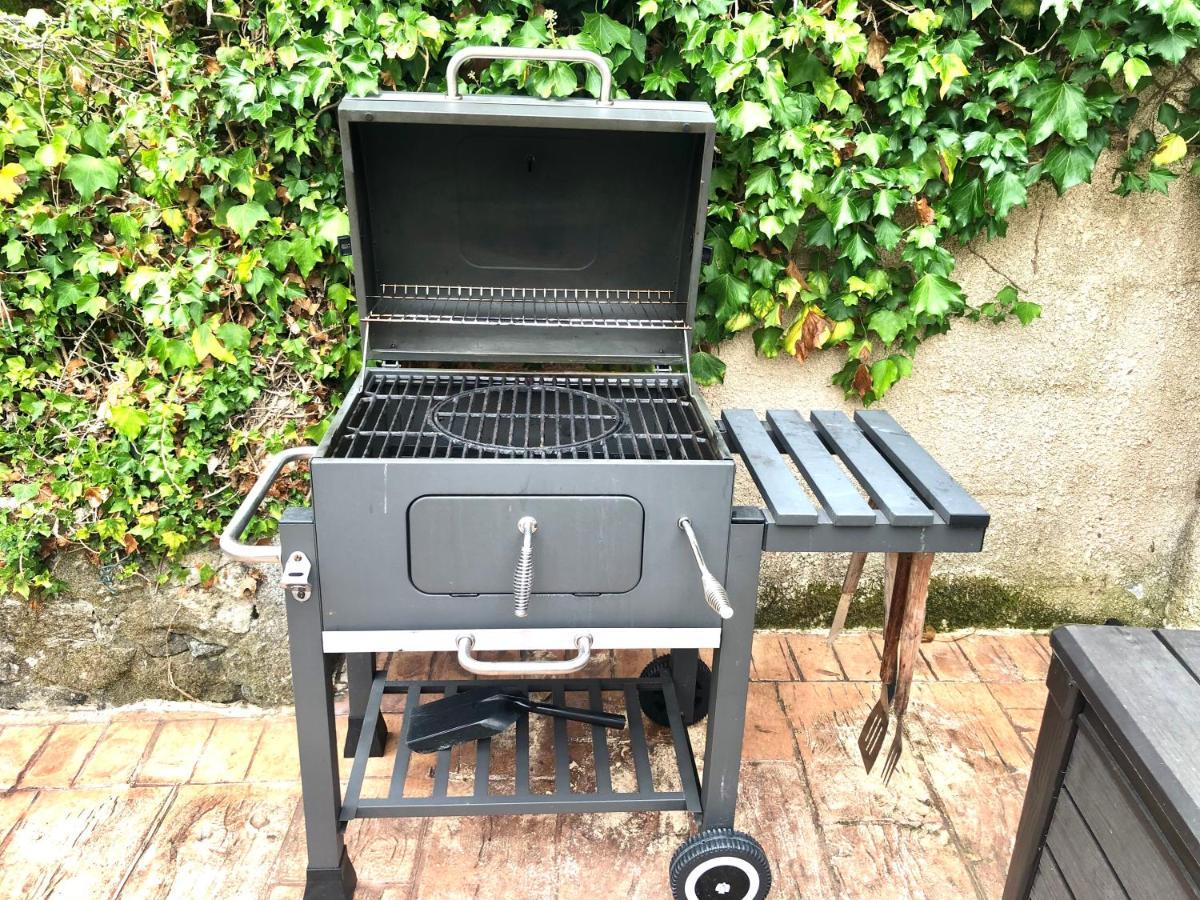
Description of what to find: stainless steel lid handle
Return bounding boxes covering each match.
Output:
[456,634,593,676]
[219,446,319,564]
[678,517,734,620]
[446,46,614,105]
[513,516,537,618]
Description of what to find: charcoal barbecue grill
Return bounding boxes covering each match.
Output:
[220,46,990,900]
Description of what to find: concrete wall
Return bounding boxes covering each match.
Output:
[703,150,1200,627]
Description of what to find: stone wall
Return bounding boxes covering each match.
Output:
[3,149,1198,707]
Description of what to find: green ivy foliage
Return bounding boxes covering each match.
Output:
[1,0,1197,597]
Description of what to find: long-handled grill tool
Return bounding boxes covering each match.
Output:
[407,687,626,754]
[828,551,868,645]
[881,553,935,784]
[858,554,913,773]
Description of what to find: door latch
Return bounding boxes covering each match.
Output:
[282,551,313,602]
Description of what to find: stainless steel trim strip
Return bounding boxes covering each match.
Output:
[320,627,723,653]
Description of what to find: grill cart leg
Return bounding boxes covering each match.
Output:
[280,510,357,900]
[699,507,763,830]
[672,508,771,900]
[344,653,387,758]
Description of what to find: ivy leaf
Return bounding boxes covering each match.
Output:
[910,274,965,317]
[987,172,1028,217]
[478,12,513,42]
[752,326,784,358]
[0,163,28,205]
[1026,80,1089,145]
[1036,141,1100,193]
[191,319,238,364]
[932,53,969,98]
[1123,57,1152,90]
[1151,133,1188,166]
[582,13,631,54]
[108,405,149,440]
[62,154,118,200]
[1139,0,1200,28]
[758,216,784,239]
[1013,301,1042,325]
[829,195,862,231]
[868,309,907,344]
[705,273,751,319]
[1040,0,1083,20]
[907,9,942,33]
[729,101,771,138]
[712,60,752,95]
[842,231,875,266]
[226,202,269,239]
[690,351,726,385]
[855,133,890,165]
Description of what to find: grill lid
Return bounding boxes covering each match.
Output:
[338,47,715,367]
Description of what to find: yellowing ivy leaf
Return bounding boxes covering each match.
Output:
[933,53,969,98]
[0,163,28,205]
[191,319,238,364]
[1152,133,1188,167]
[907,9,942,33]
[107,404,149,440]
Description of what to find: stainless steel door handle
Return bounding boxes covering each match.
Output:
[455,634,593,676]
[512,516,537,618]
[678,517,734,619]
[445,46,614,104]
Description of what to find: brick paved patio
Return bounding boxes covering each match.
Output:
[0,631,1051,899]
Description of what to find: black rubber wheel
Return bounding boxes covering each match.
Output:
[669,828,772,900]
[638,654,712,727]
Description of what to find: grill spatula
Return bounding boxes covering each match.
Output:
[407,687,627,754]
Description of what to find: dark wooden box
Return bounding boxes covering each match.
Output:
[1004,626,1200,899]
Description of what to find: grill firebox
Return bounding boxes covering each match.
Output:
[327,370,721,461]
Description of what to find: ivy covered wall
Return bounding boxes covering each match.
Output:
[1,0,1198,598]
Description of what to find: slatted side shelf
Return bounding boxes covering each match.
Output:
[341,675,701,820]
[720,407,988,553]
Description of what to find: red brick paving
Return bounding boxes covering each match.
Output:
[0,631,1051,899]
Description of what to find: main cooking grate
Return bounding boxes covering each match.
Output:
[327,371,720,461]
[364,284,686,330]
[427,383,626,453]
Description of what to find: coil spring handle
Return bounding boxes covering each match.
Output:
[513,516,537,618]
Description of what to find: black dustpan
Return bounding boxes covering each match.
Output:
[407,687,626,753]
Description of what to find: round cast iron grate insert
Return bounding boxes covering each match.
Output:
[427,383,626,454]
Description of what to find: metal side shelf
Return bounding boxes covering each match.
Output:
[720,407,990,554]
[340,673,701,821]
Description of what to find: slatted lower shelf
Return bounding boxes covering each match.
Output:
[340,675,701,821]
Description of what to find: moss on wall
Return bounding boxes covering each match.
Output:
[753,575,1159,631]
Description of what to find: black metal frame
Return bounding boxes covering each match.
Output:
[280,506,765,898]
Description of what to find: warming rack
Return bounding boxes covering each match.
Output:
[364,284,687,330]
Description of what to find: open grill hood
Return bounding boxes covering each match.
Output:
[338,81,715,367]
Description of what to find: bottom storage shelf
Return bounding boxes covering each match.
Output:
[340,674,702,821]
